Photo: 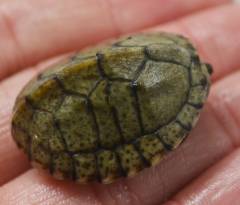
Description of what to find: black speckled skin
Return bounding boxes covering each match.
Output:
[12,33,212,184]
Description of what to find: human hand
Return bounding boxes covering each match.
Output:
[0,0,240,204]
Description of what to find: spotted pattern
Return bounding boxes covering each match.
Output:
[12,33,211,183]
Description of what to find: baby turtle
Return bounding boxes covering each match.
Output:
[11,33,212,184]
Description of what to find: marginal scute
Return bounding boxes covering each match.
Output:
[12,100,33,154]
[176,104,200,130]
[52,153,72,180]
[100,47,145,80]
[188,85,208,107]
[161,33,196,52]
[26,78,64,112]
[11,32,212,183]
[37,57,72,80]
[11,126,30,154]
[146,44,191,68]
[158,122,188,149]
[12,99,34,131]
[57,57,100,95]
[117,144,144,177]
[115,33,175,47]
[73,153,97,183]
[136,134,165,165]
[190,56,207,86]
[97,150,121,183]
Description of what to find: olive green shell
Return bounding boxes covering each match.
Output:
[11,33,212,184]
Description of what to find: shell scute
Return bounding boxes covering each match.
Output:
[145,43,191,67]
[73,153,97,183]
[158,121,188,150]
[136,60,189,133]
[56,57,100,95]
[98,46,145,80]
[12,33,212,183]
[97,150,122,183]
[109,81,142,142]
[116,144,145,177]
[55,95,98,152]
[136,133,165,165]
[25,78,64,112]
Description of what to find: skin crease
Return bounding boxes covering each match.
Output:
[1,1,240,205]
[166,147,240,205]
[0,0,232,186]
[0,0,229,80]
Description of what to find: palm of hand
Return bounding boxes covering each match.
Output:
[0,0,239,205]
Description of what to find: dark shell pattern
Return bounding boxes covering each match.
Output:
[12,33,212,184]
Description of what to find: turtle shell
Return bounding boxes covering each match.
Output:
[11,33,212,184]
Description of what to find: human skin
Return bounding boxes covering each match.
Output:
[0,0,240,204]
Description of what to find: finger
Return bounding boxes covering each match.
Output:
[0,0,230,80]
[165,149,240,205]
[0,3,240,187]
[1,69,240,205]
[0,129,30,185]
[0,2,240,200]
[0,169,102,205]
[153,4,240,81]
[0,70,35,184]
[0,56,66,185]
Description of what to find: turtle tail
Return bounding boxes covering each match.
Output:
[204,63,213,75]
